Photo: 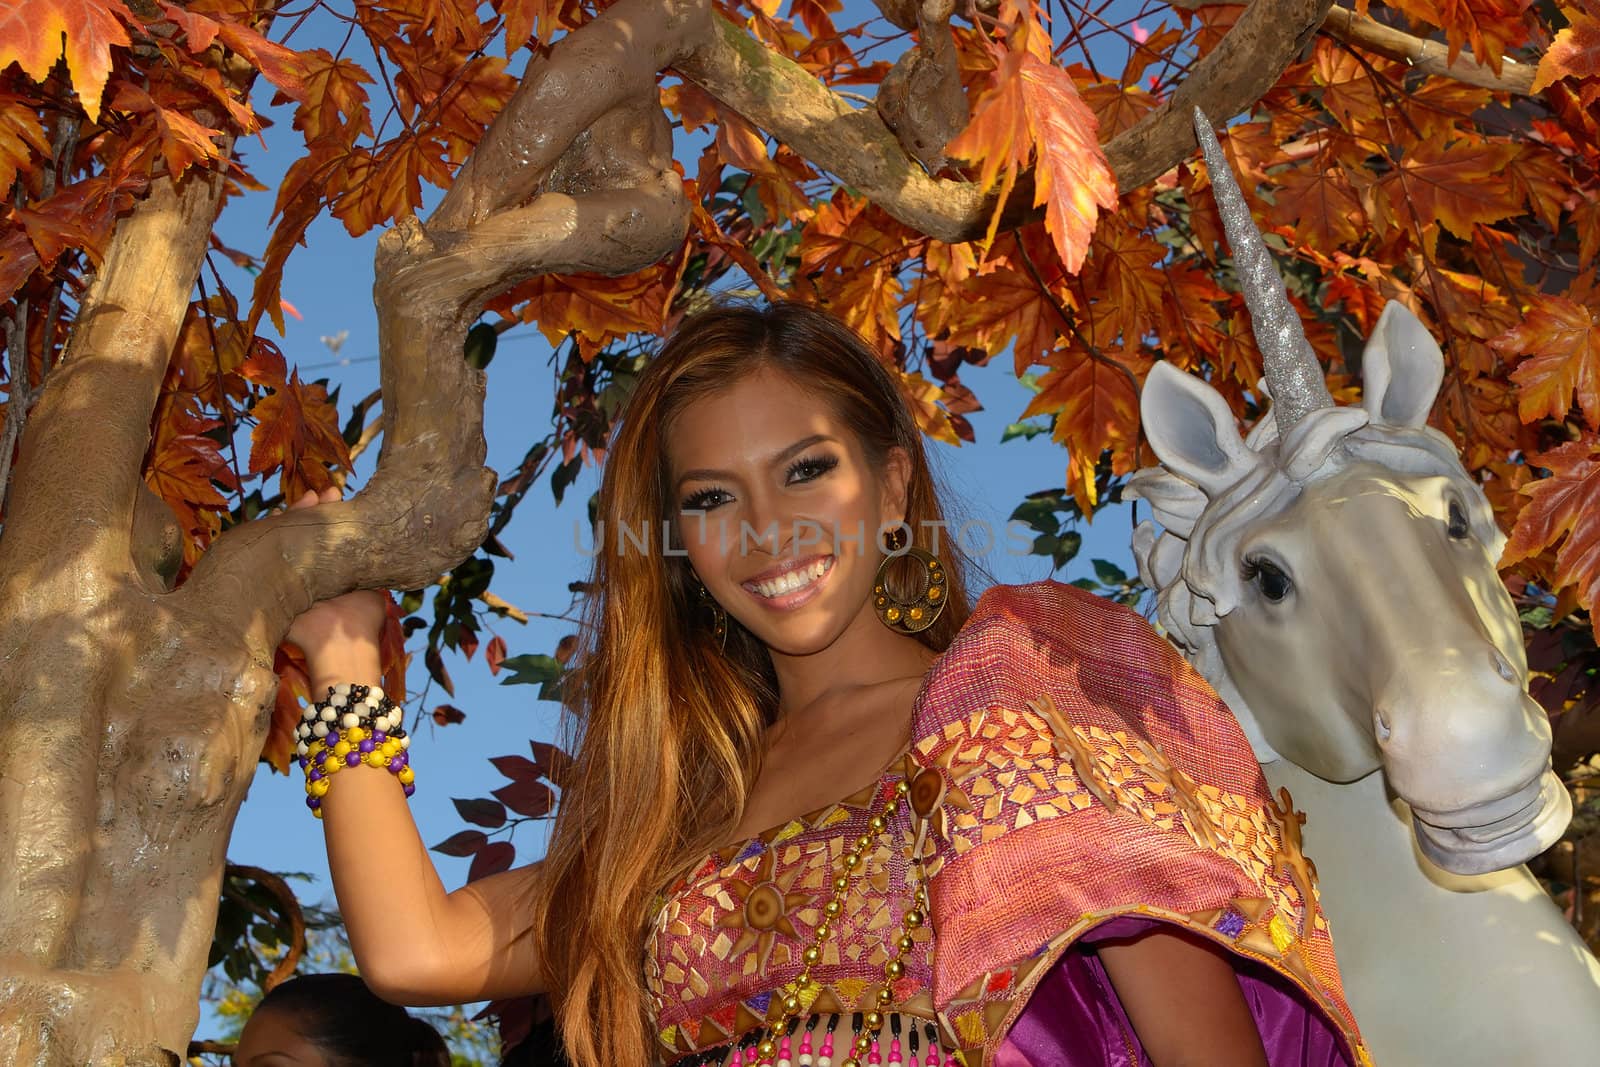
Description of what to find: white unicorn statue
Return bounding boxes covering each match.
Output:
[1126,109,1600,1065]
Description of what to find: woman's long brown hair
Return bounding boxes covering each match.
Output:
[529,302,973,1067]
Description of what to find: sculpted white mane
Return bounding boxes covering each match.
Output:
[1123,109,1600,1066]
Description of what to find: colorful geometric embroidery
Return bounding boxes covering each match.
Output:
[644,582,1370,1066]
[645,771,937,1060]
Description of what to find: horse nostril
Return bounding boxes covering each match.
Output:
[1374,707,1393,745]
[1490,649,1518,684]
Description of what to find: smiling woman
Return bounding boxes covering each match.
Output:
[287,301,1373,1067]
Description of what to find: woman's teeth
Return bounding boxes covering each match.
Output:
[751,558,830,599]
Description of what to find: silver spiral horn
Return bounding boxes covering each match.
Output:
[1192,108,1333,431]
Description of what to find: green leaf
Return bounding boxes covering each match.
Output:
[551,455,582,505]
[1053,530,1082,570]
[1009,497,1061,535]
[498,653,563,687]
[1000,420,1048,443]
[1069,577,1098,590]
[463,322,497,370]
[1092,559,1129,586]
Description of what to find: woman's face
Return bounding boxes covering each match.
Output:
[233,1007,330,1067]
[668,366,909,657]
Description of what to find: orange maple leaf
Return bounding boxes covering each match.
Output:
[0,92,48,192]
[1022,340,1142,511]
[109,81,223,179]
[920,245,1065,377]
[491,253,685,361]
[0,0,132,121]
[292,49,373,143]
[1378,135,1521,245]
[947,50,1118,273]
[248,370,353,501]
[264,643,311,774]
[332,137,453,237]
[145,391,240,564]
[1384,0,1532,73]
[1532,9,1600,93]
[501,0,587,56]
[1495,296,1600,429]
[1504,437,1600,641]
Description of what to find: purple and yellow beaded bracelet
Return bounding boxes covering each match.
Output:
[294,683,415,818]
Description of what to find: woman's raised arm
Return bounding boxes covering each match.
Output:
[285,488,546,1006]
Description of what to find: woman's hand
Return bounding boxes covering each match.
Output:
[281,486,389,691]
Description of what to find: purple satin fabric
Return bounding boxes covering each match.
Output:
[993,918,1352,1067]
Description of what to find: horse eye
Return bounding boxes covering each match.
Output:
[1247,559,1293,603]
[1447,500,1470,540]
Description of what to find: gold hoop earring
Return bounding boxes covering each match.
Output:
[872,532,947,634]
[696,581,729,652]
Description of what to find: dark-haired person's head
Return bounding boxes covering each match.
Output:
[233,973,450,1067]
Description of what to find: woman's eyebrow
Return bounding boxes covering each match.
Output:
[675,434,836,486]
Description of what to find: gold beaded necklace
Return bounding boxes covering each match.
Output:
[745,776,931,1067]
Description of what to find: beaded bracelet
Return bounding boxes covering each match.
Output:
[294,683,415,818]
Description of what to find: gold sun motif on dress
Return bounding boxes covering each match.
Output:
[713,842,817,971]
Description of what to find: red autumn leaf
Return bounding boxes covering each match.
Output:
[0,0,132,121]
[530,740,575,788]
[432,829,488,857]
[0,229,38,305]
[490,754,543,781]
[1532,10,1600,93]
[432,703,467,726]
[379,593,408,702]
[946,49,1118,271]
[262,643,311,775]
[467,840,516,882]
[1494,296,1600,429]
[1504,438,1600,642]
[247,370,352,501]
[425,646,456,698]
[452,796,507,828]
[485,634,507,676]
[494,777,556,818]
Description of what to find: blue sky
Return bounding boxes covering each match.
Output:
[196,0,1152,1034]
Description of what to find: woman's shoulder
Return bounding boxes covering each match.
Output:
[915,579,1209,735]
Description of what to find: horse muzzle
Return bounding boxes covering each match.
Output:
[1408,768,1571,875]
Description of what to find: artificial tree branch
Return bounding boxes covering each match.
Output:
[177,0,699,654]
[877,0,968,173]
[676,0,1334,242]
[431,0,710,232]
[1321,6,1537,94]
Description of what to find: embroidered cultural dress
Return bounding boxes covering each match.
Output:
[646,582,1372,1066]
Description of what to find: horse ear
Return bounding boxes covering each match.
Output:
[1361,301,1444,428]
[1141,361,1257,494]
